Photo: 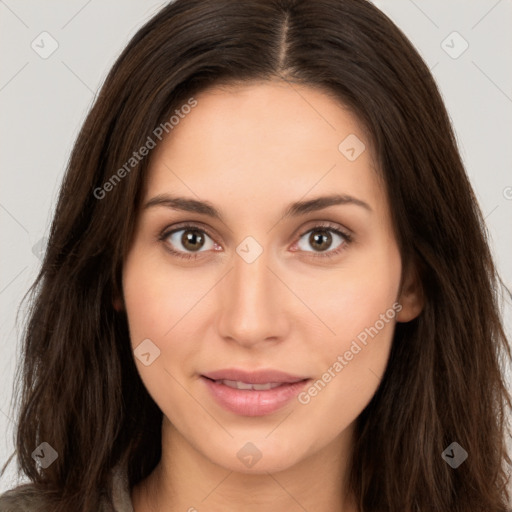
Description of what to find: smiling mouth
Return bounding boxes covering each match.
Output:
[200,372,311,416]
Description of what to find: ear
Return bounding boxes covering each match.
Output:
[113,295,124,312]
[396,261,424,323]
[112,284,125,312]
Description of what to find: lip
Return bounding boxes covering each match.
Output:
[202,368,308,384]
[201,368,310,417]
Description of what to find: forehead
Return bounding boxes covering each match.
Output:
[165,80,369,155]
[143,80,386,221]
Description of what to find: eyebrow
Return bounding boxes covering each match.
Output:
[143,193,372,221]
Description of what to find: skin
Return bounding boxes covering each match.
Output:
[120,80,423,512]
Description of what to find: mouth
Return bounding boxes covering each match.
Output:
[200,368,311,416]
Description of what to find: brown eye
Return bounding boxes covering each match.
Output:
[297,227,348,255]
[162,226,216,257]
[294,224,352,258]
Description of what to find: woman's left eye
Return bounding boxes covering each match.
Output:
[294,225,351,258]
[159,223,351,260]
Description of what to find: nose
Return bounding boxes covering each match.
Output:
[216,246,290,348]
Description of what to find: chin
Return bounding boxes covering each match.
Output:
[205,437,308,475]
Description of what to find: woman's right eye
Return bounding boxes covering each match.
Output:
[160,225,218,260]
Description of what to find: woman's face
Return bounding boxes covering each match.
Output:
[121,80,421,474]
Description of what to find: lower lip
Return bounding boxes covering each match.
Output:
[201,377,310,416]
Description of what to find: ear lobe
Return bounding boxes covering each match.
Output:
[113,294,125,312]
[112,297,124,313]
[396,263,424,323]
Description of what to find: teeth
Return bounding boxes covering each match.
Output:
[219,380,283,390]
[252,382,282,390]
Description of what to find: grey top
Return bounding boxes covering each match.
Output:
[0,464,134,512]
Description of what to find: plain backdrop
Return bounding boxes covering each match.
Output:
[1,0,511,494]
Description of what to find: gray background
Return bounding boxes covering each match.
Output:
[1,0,511,493]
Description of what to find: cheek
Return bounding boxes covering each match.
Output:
[306,242,402,349]
[292,295,400,459]
[122,248,201,342]
[296,241,401,413]
[122,249,197,407]
[122,246,215,399]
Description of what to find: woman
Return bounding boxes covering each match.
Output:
[1,0,511,511]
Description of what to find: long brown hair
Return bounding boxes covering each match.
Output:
[2,0,511,510]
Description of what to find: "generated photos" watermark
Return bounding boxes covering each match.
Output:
[298,302,402,405]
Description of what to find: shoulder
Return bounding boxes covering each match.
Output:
[0,463,133,512]
[0,483,47,511]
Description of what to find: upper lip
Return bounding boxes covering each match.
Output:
[202,368,309,384]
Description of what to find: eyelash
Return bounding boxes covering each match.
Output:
[158,222,353,261]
